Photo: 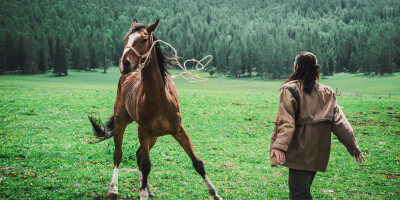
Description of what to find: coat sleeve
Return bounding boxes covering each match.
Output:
[331,100,362,156]
[271,89,297,152]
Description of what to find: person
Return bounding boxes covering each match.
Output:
[270,51,365,200]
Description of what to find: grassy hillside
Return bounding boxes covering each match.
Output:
[0,70,399,199]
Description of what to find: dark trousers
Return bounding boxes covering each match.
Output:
[289,168,317,200]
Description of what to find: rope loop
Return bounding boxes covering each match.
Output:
[138,39,212,82]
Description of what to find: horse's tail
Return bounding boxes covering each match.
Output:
[88,115,114,143]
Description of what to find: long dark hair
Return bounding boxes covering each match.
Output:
[153,34,172,84]
[283,51,320,95]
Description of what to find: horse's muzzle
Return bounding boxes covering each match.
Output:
[119,59,129,74]
[119,58,138,74]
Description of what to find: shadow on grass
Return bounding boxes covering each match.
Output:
[353,73,396,78]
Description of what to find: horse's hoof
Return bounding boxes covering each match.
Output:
[148,190,155,197]
[213,195,223,200]
[106,192,118,200]
[140,188,149,200]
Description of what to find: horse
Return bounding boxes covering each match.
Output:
[88,19,222,200]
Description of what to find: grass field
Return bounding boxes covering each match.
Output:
[0,68,399,199]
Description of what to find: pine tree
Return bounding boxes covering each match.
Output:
[0,34,5,74]
[53,37,68,76]
[17,35,27,73]
[71,44,81,70]
[207,14,211,25]
[88,39,97,70]
[38,49,46,73]
[47,36,54,70]
[322,60,329,75]
[98,36,108,73]
[5,33,18,71]
[328,56,334,75]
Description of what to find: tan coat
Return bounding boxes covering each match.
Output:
[270,81,361,172]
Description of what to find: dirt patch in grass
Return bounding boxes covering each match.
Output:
[121,168,139,172]
[0,167,15,170]
[2,172,19,177]
[376,173,400,180]
[76,161,102,165]
[356,129,373,135]
[350,120,389,127]
[393,115,400,122]
[220,165,239,170]
[380,121,389,127]
[232,102,247,106]
[39,127,51,129]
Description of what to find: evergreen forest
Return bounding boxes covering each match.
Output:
[0,0,399,77]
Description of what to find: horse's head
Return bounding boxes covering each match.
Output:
[119,19,159,74]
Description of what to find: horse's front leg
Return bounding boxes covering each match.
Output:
[137,126,152,200]
[173,127,222,200]
[107,125,126,199]
[107,114,129,200]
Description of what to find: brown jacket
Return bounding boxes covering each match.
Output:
[270,81,361,172]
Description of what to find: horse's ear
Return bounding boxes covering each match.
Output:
[147,19,159,33]
[131,19,138,27]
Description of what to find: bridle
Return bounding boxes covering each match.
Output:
[124,32,154,72]
[120,23,213,81]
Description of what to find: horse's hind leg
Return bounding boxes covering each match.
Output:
[173,128,222,200]
[107,111,131,200]
[136,136,158,198]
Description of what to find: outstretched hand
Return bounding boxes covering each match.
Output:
[271,149,286,165]
[353,154,366,164]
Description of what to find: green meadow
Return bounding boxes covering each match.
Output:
[0,69,399,199]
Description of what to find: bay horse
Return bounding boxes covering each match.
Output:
[88,19,222,200]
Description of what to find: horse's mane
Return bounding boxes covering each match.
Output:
[153,34,173,84]
[125,23,174,84]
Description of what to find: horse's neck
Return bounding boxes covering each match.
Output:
[141,51,167,102]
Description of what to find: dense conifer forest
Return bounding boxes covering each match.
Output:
[0,0,399,77]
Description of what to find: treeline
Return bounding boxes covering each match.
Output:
[0,0,399,77]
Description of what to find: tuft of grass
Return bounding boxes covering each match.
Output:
[0,69,399,199]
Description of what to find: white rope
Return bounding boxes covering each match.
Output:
[138,39,212,82]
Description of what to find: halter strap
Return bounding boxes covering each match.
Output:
[125,33,153,70]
